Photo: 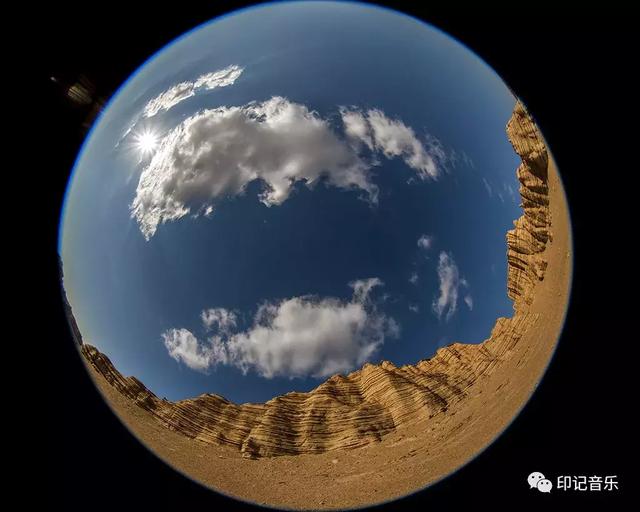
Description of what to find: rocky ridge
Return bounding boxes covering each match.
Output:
[506,102,550,308]
[80,101,551,459]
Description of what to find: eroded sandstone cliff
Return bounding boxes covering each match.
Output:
[80,100,551,459]
[506,101,550,308]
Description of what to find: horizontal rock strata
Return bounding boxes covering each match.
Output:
[506,101,550,308]
[80,101,551,459]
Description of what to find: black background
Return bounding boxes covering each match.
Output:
[44,1,631,509]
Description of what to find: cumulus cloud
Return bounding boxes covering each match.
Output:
[409,271,419,285]
[143,65,243,118]
[162,328,214,371]
[130,97,449,239]
[131,97,377,239]
[409,303,419,313]
[341,107,443,179]
[417,234,433,251]
[432,251,469,321]
[341,109,374,150]
[161,278,399,378]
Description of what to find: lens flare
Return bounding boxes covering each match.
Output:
[134,129,158,154]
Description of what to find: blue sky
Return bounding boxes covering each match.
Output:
[60,1,522,403]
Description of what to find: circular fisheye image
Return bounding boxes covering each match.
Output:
[58,1,572,509]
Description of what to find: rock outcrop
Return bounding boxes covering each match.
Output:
[506,102,550,308]
[80,101,551,459]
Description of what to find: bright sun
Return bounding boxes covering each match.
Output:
[134,129,158,154]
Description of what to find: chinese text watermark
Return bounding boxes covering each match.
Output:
[528,472,619,493]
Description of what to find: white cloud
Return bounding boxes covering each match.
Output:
[201,307,237,334]
[341,108,442,179]
[161,278,399,378]
[143,83,195,119]
[131,97,377,239]
[341,109,374,150]
[409,271,419,285]
[464,295,473,310]
[131,98,448,240]
[432,251,467,321]
[193,66,244,90]
[409,303,419,313]
[417,234,433,251]
[143,65,243,118]
[162,328,214,371]
[349,277,382,303]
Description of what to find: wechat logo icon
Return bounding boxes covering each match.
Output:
[528,472,553,493]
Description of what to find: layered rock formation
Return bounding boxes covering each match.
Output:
[506,102,550,308]
[80,101,551,460]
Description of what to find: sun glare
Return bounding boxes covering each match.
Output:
[134,129,158,154]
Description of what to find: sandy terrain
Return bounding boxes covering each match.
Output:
[82,102,572,509]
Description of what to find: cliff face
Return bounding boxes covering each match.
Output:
[80,101,551,459]
[506,102,550,309]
